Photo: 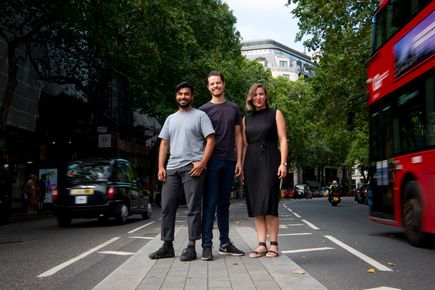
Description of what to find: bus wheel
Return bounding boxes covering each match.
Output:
[402,181,427,247]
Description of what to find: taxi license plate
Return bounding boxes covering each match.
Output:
[70,188,94,195]
[333,197,339,202]
[75,196,87,204]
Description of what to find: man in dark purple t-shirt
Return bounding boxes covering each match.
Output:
[199,71,244,261]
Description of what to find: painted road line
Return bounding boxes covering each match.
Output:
[128,221,155,234]
[364,287,401,290]
[283,204,293,212]
[325,235,393,272]
[98,251,135,256]
[279,233,313,236]
[286,223,305,226]
[128,236,154,240]
[281,247,334,254]
[302,219,320,230]
[38,237,120,278]
[292,212,301,218]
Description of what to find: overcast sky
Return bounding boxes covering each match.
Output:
[223,0,305,53]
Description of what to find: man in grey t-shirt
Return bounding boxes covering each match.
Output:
[149,81,215,262]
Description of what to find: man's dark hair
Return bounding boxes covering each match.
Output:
[207,71,225,83]
[175,81,194,95]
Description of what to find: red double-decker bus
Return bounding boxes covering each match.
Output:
[367,0,434,246]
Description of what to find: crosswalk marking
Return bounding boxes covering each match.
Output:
[98,251,135,256]
[302,219,320,230]
[279,233,313,236]
[128,221,155,234]
[281,247,334,254]
[129,236,154,240]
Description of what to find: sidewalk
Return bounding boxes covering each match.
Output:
[92,224,327,290]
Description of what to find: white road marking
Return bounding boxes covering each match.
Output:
[325,235,393,272]
[37,237,120,278]
[98,251,135,256]
[302,219,320,230]
[284,223,304,227]
[364,287,401,290]
[128,221,155,234]
[292,212,301,218]
[279,233,313,236]
[129,236,154,240]
[283,205,293,212]
[281,247,334,254]
[280,217,295,220]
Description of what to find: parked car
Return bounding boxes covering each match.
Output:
[319,186,329,197]
[354,182,369,204]
[282,188,295,198]
[52,158,152,227]
[293,184,312,199]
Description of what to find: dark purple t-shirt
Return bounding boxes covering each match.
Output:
[199,100,241,161]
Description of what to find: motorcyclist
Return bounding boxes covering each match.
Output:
[328,180,340,201]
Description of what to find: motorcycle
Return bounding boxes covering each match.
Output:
[328,190,341,206]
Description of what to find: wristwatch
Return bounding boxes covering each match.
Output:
[281,162,287,166]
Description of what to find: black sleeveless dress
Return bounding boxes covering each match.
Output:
[244,108,280,217]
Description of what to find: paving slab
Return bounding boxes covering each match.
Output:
[92,224,327,290]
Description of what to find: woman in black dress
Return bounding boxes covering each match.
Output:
[242,83,288,258]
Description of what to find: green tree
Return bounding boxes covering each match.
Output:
[287,0,378,169]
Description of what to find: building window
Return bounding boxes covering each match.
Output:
[279,60,288,67]
[256,57,267,67]
[296,61,302,71]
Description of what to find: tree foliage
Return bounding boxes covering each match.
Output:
[287,0,378,169]
[2,0,247,127]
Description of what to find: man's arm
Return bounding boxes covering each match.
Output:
[190,134,215,176]
[234,124,243,177]
[158,139,169,182]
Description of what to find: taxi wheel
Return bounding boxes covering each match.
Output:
[117,203,129,225]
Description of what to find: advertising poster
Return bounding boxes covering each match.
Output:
[39,168,58,203]
[394,11,435,77]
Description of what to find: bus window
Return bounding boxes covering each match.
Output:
[397,89,426,152]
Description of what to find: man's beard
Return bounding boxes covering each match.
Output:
[178,99,191,108]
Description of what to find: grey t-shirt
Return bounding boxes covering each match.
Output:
[159,108,215,170]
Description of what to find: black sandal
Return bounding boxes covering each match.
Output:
[249,242,268,258]
[266,241,280,257]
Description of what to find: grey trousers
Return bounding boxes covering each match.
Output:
[160,164,205,241]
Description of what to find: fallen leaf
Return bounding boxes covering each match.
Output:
[388,262,396,267]
[367,268,376,273]
[292,270,305,275]
[232,262,239,266]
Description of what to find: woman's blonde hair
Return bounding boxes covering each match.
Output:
[245,83,270,111]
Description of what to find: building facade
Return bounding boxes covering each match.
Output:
[0,38,160,210]
[241,39,314,81]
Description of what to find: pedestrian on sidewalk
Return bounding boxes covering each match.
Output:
[199,71,245,261]
[241,83,288,258]
[24,174,39,215]
[149,81,215,262]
